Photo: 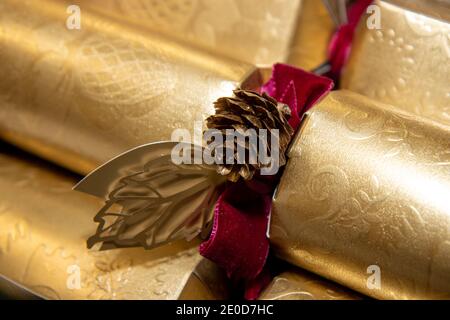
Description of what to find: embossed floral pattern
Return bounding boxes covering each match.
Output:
[271,91,450,300]
[342,0,450,127]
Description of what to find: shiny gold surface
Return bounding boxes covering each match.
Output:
[259,268,363,300]
[82,0,334,69]
[83,0,302,66]
[0,0,334,175]
[342,0,450,127]
[0,149,227,299]
[271,90,450,300]
[0,0,254,175]
[287,0,335,70]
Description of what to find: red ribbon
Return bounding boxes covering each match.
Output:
[199,64,333,299]
[327,0,373,80]
[199,0,371,299]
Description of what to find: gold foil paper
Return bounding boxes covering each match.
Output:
[286,0,335,70]
[342,0,450,127]
[271,90,450,300]
[0,148,228,300]
[259,268,363,300]
[80,0,334,68]
[82,0,303,66]
[0,0,254,175]
[0,0,334,175]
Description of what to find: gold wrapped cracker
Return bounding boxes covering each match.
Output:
[82,0,299,66]
[0,0,255,175]
[259,267,363,300]
[0,0,334,174]
[271,90,450,300]
[342,0,450,126]
[0,148,228,300]
[81,0,332,68]
[286,0,334,70]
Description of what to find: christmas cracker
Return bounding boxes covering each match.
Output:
[342,0,450,127]
[0,147,229,300]
[0,0,333,176]
[271,90,450,299]
[259,267,363,300]
[80,0,332,67]
[0,0,254,174]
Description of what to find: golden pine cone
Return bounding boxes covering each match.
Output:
[205,89,294,182]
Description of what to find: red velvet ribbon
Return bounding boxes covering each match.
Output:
[199,0,371,299]
[327,0,373,80]
[199,64,333,299]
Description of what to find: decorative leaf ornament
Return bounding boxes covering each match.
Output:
[74,142,226,250]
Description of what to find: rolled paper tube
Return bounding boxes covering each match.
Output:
[0,0,335,175]
[341,0,450,127]
[81,0,322,67]
[259,268,363,300]
[0,0,260,175]
[271,90,450,300]
[78,0,334,68]
[286,0,335,70]
[0,147,229,300]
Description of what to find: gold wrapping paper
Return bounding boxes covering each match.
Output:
[81,0,305,66]
[271,90,450,300]
[80,0,333,68]
[0,0,255,175]
[286,0,334,70]
[0,148,229,300]
[0,0,334,175]
[341,0,450,127]
[259,268,363,300]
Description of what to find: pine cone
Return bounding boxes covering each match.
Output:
[205,89,294,182]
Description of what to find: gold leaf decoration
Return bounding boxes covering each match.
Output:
[74,142,226,250]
